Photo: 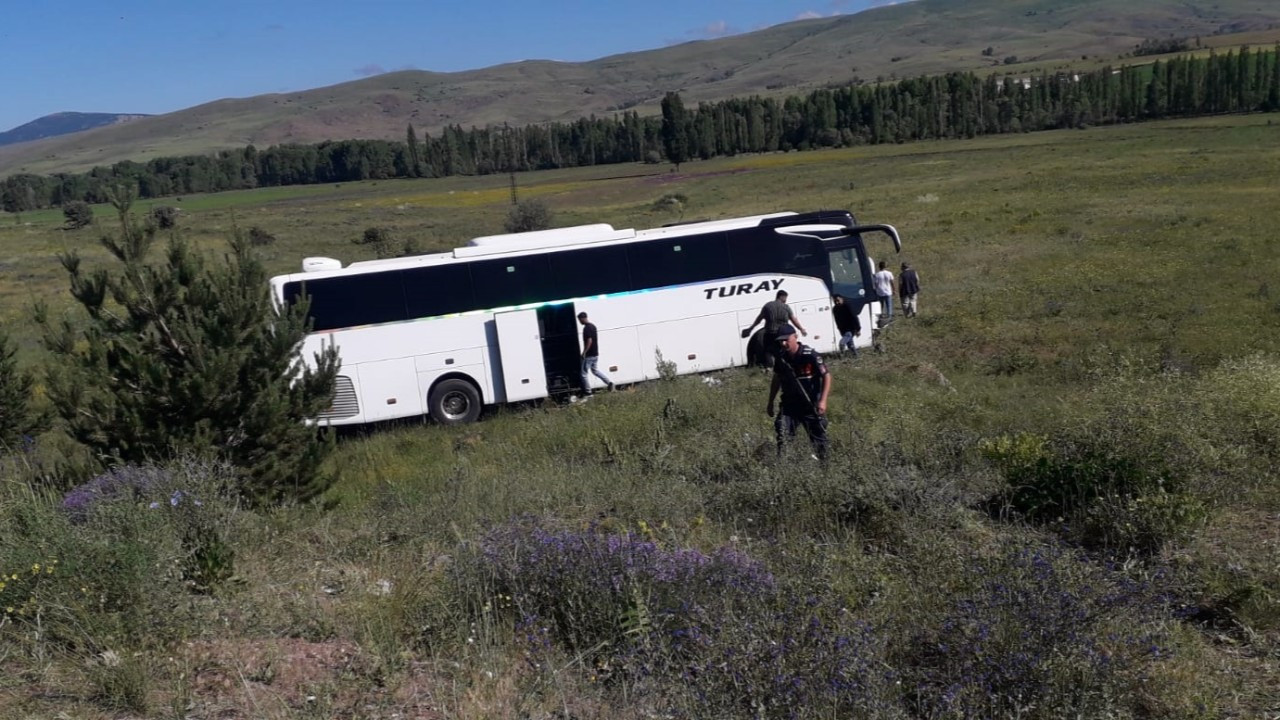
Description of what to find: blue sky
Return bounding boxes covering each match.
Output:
[0,0,902,132]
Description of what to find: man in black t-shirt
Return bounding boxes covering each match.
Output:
[766,323,830,460]
[577,312,614,396]
[832,294,861,356]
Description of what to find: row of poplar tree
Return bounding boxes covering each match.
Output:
[3,45,1279,213]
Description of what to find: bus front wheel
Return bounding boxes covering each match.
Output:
[428,379,481,425]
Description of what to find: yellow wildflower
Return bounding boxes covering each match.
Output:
[32,564,40,573]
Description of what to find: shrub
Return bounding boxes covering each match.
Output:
[651,192,688,213]
[980,430,1203,552]
[353,226,391,246]
[469,516,775,652]
[904,544,1171,718]
[86,650,151,713]
[38,197,339,505]
[1134,37,1190,57]
[247,226,276,246]
[62,200,93,229]
[1,459,242,657]
[377,237,421,259]
[1079,491,1208,554]
[503,199,553,233]
[148,205,178,229]
[60,464,169,522]
[452,517,898,717]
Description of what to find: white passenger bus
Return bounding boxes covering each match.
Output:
[269,210,901,425]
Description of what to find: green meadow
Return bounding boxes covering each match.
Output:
[2,114,1278,718]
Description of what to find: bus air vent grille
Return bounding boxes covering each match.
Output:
[319,376,359,419]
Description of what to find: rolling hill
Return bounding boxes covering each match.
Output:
[0,112,150,148]
[3,0,1279,176]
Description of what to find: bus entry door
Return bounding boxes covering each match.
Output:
[494,310,547,402]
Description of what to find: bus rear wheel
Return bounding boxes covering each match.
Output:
[428,379,481,425]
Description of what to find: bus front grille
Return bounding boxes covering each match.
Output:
[319,375,359,419]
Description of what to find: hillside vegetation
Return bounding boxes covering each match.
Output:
[1,114,1278,717]
[3,0,1280,175]
[0,113,150,148]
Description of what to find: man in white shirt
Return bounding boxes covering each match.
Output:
[873,261,896,325]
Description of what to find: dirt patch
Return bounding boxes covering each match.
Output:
[177,637,435,718]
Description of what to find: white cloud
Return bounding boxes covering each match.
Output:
[796,11,822,20]
[700,20,735,38]
[354,64,386,77]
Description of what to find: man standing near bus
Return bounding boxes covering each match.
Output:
[899,262,921,318]
[742,290,807,368]
[766,323,830,461]
[873,261,896,325]
[577,312,614,396]
[832,294,861,355]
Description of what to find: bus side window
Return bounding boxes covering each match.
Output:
[780,235,826,277]
[403,265,476,319]
[547,245,631,298]
[727,230,778,276]
[298,273,409,331]
[627,233,730,290]
[471,255,556,309]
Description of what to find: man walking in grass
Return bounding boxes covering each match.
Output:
[899,262,921,318]
[577,311,614,397]
[766,323,830,461]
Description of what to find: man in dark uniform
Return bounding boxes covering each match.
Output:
[766,323,831,460]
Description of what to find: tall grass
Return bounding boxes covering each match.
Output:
[2,115,1279,716]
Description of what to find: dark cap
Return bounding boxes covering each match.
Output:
[775,323,797,340]
[576,311,588,319]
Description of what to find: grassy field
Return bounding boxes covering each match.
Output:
[2,114,1279,718]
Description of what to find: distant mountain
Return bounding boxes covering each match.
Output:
[2,0,1279,176]
[0,112,150,148]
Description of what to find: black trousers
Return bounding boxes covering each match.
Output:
[775,410,828,460]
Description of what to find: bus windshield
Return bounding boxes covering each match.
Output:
[828,246,869,301]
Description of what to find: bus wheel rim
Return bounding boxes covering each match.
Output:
[441,390,471,420]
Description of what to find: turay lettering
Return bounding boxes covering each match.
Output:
[702,279,784,300]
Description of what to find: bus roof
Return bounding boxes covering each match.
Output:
[269,210,807,289]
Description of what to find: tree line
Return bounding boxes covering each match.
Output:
[3,45,1278,214]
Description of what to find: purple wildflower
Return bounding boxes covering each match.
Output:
[61,465,169,522]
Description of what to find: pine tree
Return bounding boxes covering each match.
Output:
[405,124,423,178]
[0,325,42,449]
[1145,61,1167,118]
[1268,46,1280,111]
[660,92,689,170]
[37,189,340,505]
